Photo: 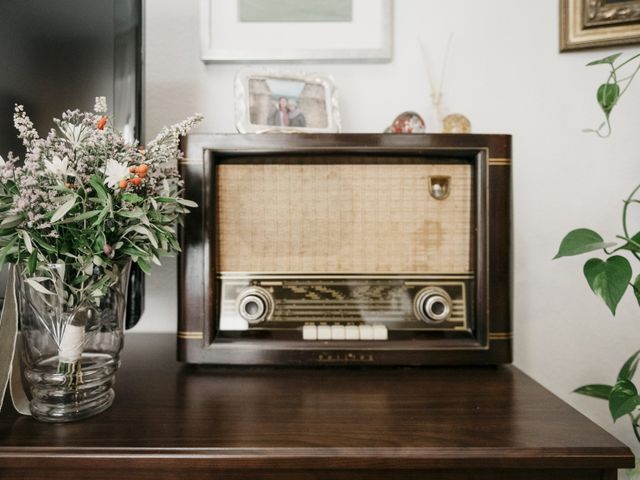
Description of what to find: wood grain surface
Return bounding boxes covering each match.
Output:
[0,333,633,479]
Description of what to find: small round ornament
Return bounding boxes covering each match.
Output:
[385,111,426,134]
[442,113,471,133]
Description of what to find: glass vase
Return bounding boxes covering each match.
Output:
[16,262,130,422]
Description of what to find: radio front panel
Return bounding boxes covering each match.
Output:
[217,274,473,341]
[178,134,512,365]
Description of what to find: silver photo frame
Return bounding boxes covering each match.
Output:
[234,69,341,134]
[200,0,393,63]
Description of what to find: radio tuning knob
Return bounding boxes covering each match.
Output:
[413,287,452,323]
[237,287,274,325]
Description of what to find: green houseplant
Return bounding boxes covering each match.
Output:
[555,52,640,444]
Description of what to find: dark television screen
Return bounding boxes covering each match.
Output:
[0,0,144,328]
[0,0,143,155]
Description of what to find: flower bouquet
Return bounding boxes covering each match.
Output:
[0,97,201,421]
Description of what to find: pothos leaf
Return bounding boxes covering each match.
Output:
[609,379,640,421]
[574,384,613,400]
[619,350,640,382]
[583,256,632,315]
[587,53,622,66]
[554,229,615,259]
[633,275,640,307]
[597,83,620,116]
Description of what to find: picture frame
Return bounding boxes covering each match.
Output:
[234,69,341,133]
[199,0,392,63]
[560,0,640,51]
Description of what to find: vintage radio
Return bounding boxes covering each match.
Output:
[178,134,511,365]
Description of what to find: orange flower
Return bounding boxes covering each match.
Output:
[137,164,148,174]
[129,166,137,173]
[131,177,142,186]
[97,116,107,130]
[118,179,128,189]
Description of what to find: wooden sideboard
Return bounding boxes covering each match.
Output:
[0,333,633,479]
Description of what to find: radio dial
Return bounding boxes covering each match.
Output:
[414,287,452,323]
[237,287,274,325]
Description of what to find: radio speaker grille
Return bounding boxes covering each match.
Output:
[216,163,473,274]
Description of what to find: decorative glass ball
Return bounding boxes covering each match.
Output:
[442,113,471,134]
[385,111,426,133]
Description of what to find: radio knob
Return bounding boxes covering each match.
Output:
[414,287,452,323]
[237,287,273,325]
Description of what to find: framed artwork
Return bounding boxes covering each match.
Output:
[560,0,640,51]
[200,0,392,62]
[234,69,341,133]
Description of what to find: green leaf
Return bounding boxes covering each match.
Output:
[597,83,620,115]
[24,277,56,296]
[583,256,632,315]
[51,196,77,223]
[609,379,640,421]
[155,197,177,203]
[619,231,640,252]
[633,275,640,307]
[117,209,145,218]
[89,175,109,203]
[129,225,158,248]
[587,53,622,66]
[554,229,616,259]
[574,384,613,400]
[57,210,101,224]
[30,232,57,253]
[0,236,18,265]
[619,350,640,381]
[0,215,23,229]
[136,257,151,274]
[120,193,143,204]
[177,198,198,208]
[27,250,37,275]
[92,208,109,227]
[18,230,33,254]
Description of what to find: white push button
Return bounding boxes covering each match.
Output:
[331,325,345,340]
[317,325,332,340]
[302,324,317,340]
[345,325,360,340]
[373,325,388,340]
[358,325,374,340]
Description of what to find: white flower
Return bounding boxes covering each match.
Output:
[44,155,73,177]
[104,159,130,189]
[94,96,107,114]
[60,123,88,146]
[0,155,4,167]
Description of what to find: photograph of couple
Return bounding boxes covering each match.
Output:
[248,76,328,130]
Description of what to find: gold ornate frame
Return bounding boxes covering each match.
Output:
[560,0,640,51]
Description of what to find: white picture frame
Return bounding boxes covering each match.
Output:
[234,69,341,133]
[200,0,393,63]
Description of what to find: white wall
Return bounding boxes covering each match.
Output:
[142,0,640,453]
